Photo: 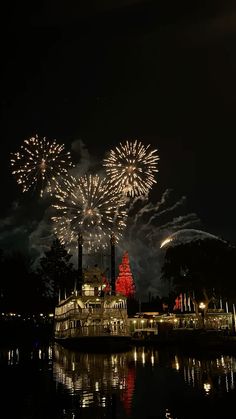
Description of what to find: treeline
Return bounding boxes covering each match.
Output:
[0,238,76,314]
[161,237,236,310]
[1,236,235,316]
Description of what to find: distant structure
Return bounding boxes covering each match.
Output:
[54,234,131,349]
[115,251,135,298]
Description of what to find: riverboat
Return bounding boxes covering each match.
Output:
[54,235,131,350]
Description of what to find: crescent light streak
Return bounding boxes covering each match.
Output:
[160,229,226,249]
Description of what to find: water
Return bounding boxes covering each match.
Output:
[1,342,235,419]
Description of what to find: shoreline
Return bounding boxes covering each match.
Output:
[1,320,236,354]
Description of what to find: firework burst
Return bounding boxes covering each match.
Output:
[10,134,73,197]
[52,174,127,252]
[103,140,159,197]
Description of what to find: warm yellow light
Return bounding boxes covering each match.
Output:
[203,382,211,394]
[199,302,206,310]
[160,237,172,248]
[103,140,159,197]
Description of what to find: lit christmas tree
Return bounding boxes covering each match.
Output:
[115,251,135,298]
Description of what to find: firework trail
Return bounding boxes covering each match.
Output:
[160,229,226,248]
[10,134,73,197]
[103,140,159,197]
[52,174,127,253]
[117,189,200,297]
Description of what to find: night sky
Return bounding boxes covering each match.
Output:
[1,0,236,248]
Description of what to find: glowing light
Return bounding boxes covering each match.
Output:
[10,134,73,197]
[103,140,159,197]
[160,237,173,248]
[52,174,127,252]
[203,382,211,394]
[151,354,155,366]
[199,302,206,310]
[175,355,180,371]
[142,350,146,365]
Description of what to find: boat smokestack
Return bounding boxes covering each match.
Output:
[77,233,83,293]
[110,233,116,294]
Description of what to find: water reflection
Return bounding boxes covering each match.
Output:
[53,343,136,416]
[171,352,236,396]
[0,344,53,366]
[1,344,236,418]
[53,344,236,418]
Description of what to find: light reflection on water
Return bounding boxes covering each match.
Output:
[1,344,236,418]
[53,343,136,415]
[171,352,236,395]
[52,344,236,418]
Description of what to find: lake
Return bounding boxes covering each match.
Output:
[1,342,235,418]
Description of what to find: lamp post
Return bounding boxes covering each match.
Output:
[199,302,206,328]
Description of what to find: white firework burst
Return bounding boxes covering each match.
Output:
[52,174,127,252]
[10,134,73,197]
[103,140,159,197]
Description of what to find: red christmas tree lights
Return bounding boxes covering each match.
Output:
[115,251,135,298]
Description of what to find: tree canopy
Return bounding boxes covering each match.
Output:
[37,238,76,307]
[161,238,236,307]
[0,250,43,313]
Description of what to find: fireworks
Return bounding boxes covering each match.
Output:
[52,174,127,252]
[160,237,173,248]
[118,190,200,297]
[160,229,225,249]
[10,134,73,197]
[103,140,159,197]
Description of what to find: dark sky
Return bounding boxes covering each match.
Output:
[1,0,236,244]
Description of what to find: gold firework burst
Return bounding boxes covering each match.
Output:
[52,174,127,252]
[10,134,73,197]
[103,140,159,197]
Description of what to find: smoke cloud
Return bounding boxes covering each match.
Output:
[1,140,201,299]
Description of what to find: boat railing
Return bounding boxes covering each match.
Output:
[55,325,130,339]
[55,308,128,321]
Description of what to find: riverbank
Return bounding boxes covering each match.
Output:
[131,328,236,354]
[0,317,53,346]
[2,318,236,354]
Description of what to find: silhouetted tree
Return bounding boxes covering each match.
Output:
[0,250,42,313]
[161,238,236,320]
[37,238,76,308]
